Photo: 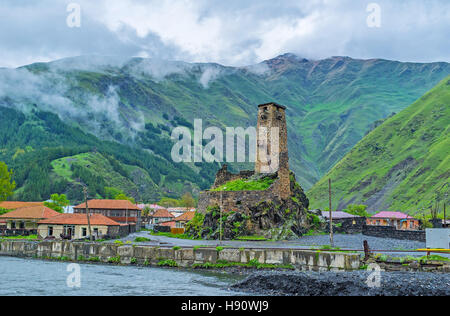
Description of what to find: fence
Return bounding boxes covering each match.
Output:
[0,228,37,236]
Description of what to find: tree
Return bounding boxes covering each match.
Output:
[0,161,16,202]
[158,197,181,208]
[115,193,135,204]
[44,193,70,213]
[180,192,196,208]
[142,206,151,217]
[104,187,124,199]
[344,204,370,217]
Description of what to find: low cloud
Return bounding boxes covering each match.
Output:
[0,0,449,68]
[0,66,145,139]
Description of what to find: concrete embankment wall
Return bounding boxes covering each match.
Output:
[0,240,361,271]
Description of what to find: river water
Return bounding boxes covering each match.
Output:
[0,257,247,296]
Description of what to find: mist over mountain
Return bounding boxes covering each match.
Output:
[0,53,449,202]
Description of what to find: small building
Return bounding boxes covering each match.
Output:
[321,211,361,221]
[321,211,366,234]
[38,214,122,240]
[167,207,196,218]
[174,211,196,229]
[149,209,175,225]
[367,211,420,230]
[73,199,142,231]
[0,205,60,235]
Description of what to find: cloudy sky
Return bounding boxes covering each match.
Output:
[1,0,449,68]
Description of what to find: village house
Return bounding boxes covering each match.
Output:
[157,211,196,233]
[321,211,361,221]
[37,213,123,240]
[0,205,60,236]
[73,199,142,232]
[149,208,174,225]
[321,211,366,234]
[174,211,196,229]
[367,211,420,230]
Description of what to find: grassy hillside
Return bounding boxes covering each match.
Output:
[308,76,450,215]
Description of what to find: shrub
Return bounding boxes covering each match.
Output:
[134,237,151,242]
[157,259,178,267]
[108,256,121,264]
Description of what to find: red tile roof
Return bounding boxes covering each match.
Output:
[174,211,196,222]
[73,199,140,210]
[0,201,44,210]
[151,209,175,218]
[0,205,60,220]
[372,211,415,219]
[160,220,176,228]
[38,214,120,226]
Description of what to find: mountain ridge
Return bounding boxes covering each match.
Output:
[0,53,449,202]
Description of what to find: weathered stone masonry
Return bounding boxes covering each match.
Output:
[195,103,310,240]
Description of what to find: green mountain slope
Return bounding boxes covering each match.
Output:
[308,76,450,214]
[0,106,217,202]
[0,54,449,202]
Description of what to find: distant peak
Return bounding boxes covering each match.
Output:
[272,53,309,63]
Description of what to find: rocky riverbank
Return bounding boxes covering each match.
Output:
[231,271,450,296]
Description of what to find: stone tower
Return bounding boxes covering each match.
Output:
[255,102,291,199]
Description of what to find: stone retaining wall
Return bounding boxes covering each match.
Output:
[0,240,361,271]
[362,225,426,242]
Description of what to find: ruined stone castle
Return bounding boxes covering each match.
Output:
[193,103,310,240]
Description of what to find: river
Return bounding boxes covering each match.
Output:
[0,256,247,296]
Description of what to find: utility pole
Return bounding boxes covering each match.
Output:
[83,186,93,242]
[329,178,334,247]
[219,191,223,245]
[444,193,447,228]
[444,194,447,228]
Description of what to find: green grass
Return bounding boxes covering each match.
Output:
[0,235,38,240]
[193,245,210,250]
[303,230,327,236]
[211,177,275,191]
[234,235,268,241]
[134,237,152,242]
[150,231,196,240]
[108,256,121,264]
[157,259,178,267]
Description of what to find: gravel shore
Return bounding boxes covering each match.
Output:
[231,271,450,296]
